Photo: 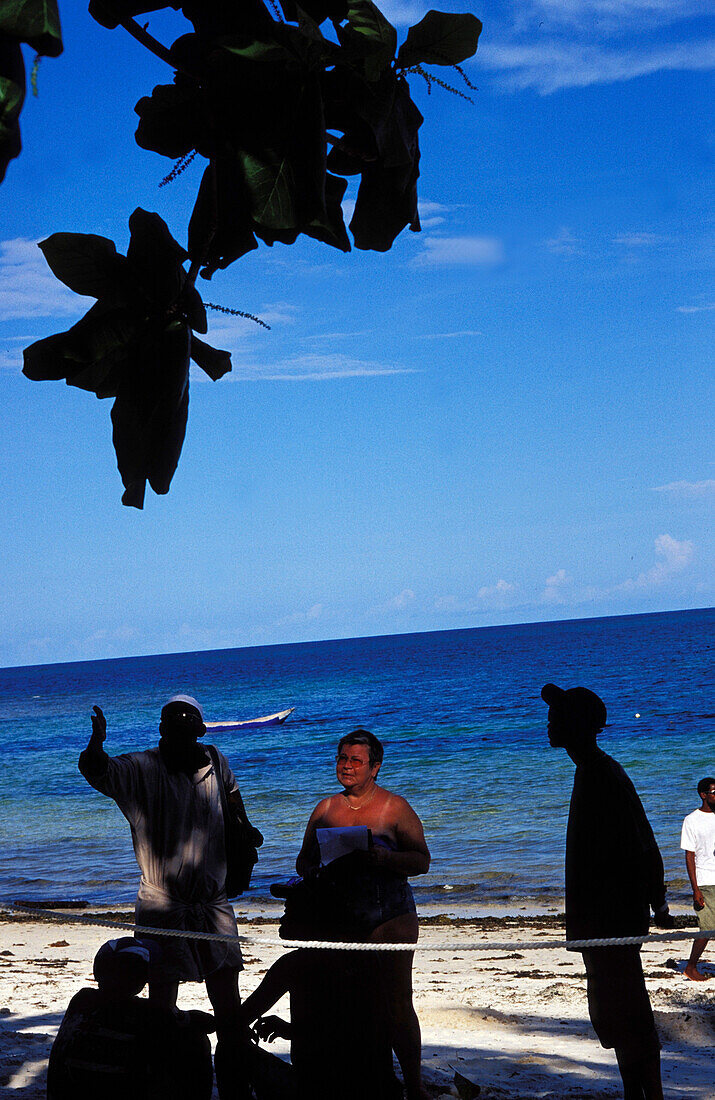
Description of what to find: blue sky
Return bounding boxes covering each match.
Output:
[0,1,713,667]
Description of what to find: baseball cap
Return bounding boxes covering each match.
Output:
[163,694,204,720]
[541,683,607,730]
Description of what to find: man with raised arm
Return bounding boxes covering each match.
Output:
[542,683,674,1100]
[78,695,254,1100]
[681,776,715,980]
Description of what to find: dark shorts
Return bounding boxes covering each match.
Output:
[348,872,416,936]
[582,946,660,1060]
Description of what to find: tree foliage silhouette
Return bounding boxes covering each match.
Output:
[2,0,481,507]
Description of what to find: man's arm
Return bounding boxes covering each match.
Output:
[239,953,296,1026]
[78,705,109,779]
[685,850,705,910]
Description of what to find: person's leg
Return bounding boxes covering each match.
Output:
[205,965,251,1100]
[584,948,663,1100]
[371,914,429,1100]
[615,1047,664,1100]
[148,977,179,1009]
[684,937,709,980]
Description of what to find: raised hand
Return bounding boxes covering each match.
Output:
[91,705,107,741]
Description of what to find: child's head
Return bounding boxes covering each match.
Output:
[93,938,150,999]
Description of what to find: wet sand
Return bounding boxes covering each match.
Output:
[1,905,713,1098]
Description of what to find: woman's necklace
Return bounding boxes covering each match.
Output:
[345,784,377,811]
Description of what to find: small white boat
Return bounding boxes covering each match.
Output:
[205,707,295,732]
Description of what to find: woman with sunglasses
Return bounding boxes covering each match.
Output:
[296,729,431,1100]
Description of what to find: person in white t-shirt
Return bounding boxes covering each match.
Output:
[680,776,715,981]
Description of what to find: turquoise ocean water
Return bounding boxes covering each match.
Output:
[1,609,712,910]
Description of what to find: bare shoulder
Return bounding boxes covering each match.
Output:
[382,789,422,820]
[308,794,339,823]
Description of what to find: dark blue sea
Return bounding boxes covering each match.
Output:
[1,609,713,911]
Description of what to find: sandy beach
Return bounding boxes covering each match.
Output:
[1,903,712,1099]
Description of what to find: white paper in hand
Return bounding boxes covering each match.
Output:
[316,826,371,865]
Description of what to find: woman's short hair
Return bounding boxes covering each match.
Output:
[337,729,384,766]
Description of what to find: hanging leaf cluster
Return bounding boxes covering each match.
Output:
[0,0,63,182]
[23,209,231,508]
[19,1,481,506]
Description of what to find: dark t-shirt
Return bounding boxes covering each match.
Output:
[565,749,666,941]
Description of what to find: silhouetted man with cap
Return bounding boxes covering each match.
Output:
[79,694,256,1100]
[541,683,673,1100]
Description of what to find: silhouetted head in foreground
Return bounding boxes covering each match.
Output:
[93,938,150,1000]
[159,694,207,772]
[541,683,607,756]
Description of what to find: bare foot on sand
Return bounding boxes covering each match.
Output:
[684,964,710,981]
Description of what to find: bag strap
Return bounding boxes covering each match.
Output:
[207,744,230,826]
[207,744,252,830]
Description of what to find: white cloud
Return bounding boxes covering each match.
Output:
[414,330,484,340]
[651,480,715,499]
[412,236,504,267]
[237,354,415,381]
[193,351,414,382]
[612,232,669,247]
[516,0,711,35]
[377,0,428,26]
[477,578,515,600]
[541,568,573,603]
[676,303,715,314]
[0,346,22,370]
[479,38,715,94]
[276,603,324,627]
[388,588,415,609]
[545,227,583,256]
[369,589,416,616]
[0,237,92,321]
[416,201,451,229]
[434,580,517,613]
[621,533,694,591]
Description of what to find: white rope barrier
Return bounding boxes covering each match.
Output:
[2,902,712,953]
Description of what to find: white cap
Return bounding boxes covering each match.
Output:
[164,694,204,720]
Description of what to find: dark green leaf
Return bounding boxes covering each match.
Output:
[239,73,326,232]
[338,0,397,81]
[38,233,129,298]
[278,0,348,23]
[182,284,207,334]
[23,300,140,396]
[397,10,482,69]
[303,172,350,251]
[190,333,231,380]
[0,38,24,183]
[111,319,191,507]
[188,160,258,279]
[127,208,188,310]
[0,0,62,57]
[135,76,204,160]
[350,158,419,250]
[182,0,275,38]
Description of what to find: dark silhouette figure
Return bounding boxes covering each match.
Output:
[47,937,214,1100]
[681,775,715,980]
[541,683,674,1100]
[78,695,254,1100]
[240,948,402,1100]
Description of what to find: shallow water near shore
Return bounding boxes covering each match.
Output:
[1,608,712,909]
